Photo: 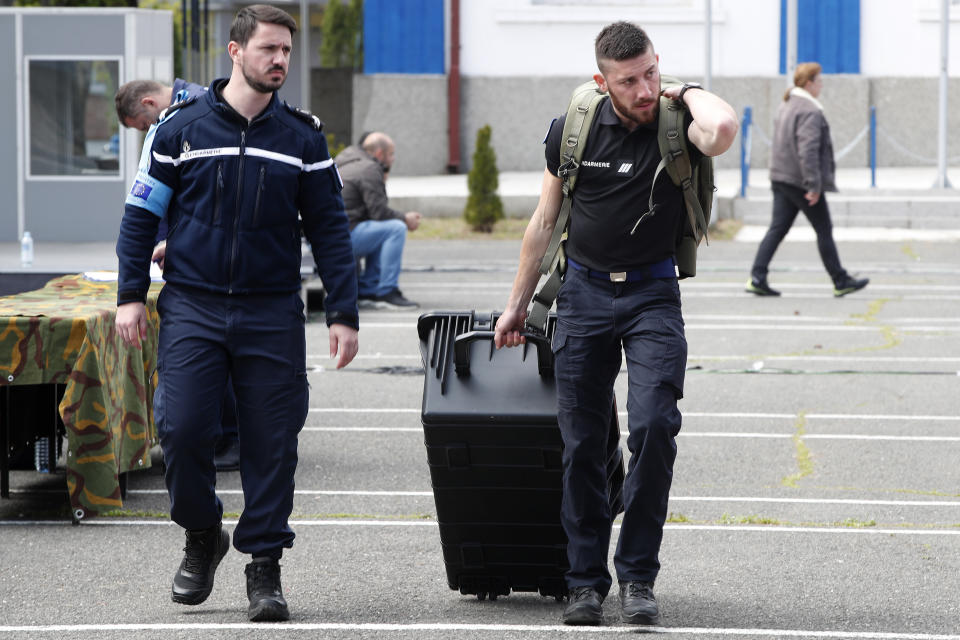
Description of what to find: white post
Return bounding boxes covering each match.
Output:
[935,0,951,188]
[786,0,798,85]
[300,0,311,111]
[704,0,712,91]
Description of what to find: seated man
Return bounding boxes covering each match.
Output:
[115,78,240,472]
[335,132,421,309]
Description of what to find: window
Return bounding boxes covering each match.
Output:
[28,58,121,178]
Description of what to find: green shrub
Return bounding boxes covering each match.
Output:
[320,0,364,70]
[464,125,504,232]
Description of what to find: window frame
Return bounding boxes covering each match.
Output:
[24,54,124,182]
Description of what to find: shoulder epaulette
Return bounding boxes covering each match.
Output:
[284,102,324,131]
[157,94,200,125]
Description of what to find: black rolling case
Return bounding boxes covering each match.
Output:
[417,310,625,601]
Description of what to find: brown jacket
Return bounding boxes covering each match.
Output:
[769,90,837,194]
[335,144,406,230]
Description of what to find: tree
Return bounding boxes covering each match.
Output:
[464,125,504,233]
[320,0,363,70]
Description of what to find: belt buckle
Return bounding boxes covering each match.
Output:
[609,271,627,283]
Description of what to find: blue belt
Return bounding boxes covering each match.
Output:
[566,257,677,282]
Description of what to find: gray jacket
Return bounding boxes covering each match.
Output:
[335,144,405,230]
[769,92,836,194]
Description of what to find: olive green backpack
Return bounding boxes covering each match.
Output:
[525,75,714,334]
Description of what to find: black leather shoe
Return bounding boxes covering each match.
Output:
[834,275,869,297]
[563,586,604,626]
[745,278,781,296]
[171,523,229,605]
[246,558,290,622]
[214,438,240,472]
[619,580,660,625]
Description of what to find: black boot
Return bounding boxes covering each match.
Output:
[619,580,661,625]
[563,586,604,626]
[246,557,290,622]
[171,523,230,605]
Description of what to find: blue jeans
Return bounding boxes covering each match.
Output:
[350,219,407,297]
[155,284,308,559]
[553,266,687,596]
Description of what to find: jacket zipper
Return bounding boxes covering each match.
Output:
[252,165,266,227]
[213,162,223,225]
[228,129,246,294]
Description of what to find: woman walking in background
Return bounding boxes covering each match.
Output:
[746,62,868,297]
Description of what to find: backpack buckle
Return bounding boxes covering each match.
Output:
[557,158,579,179]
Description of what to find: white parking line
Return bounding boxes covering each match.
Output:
[118,489,960,508]
[125,489,433,496]
[311,354,960,363]
[5,521,960,536]
[300,426,960,442]
[0,622,958,638]
[349,321,960,332]
[307,409,959,423]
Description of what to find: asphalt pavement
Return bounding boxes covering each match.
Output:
[1,222,959,639]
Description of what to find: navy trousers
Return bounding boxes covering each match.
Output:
[155,284,309,559]
[750,181,848,285]
[553,266,687,596]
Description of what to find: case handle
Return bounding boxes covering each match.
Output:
[453,330,554,378]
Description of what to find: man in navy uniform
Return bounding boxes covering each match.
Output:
[116,4,358,622]
[494,21,737,626]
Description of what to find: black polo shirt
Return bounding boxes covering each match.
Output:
[544,96,699,273]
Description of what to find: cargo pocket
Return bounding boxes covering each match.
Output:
[655,316,688,399]
[551,322,567,355]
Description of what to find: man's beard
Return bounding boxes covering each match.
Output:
[243,64,285,94]
[610,92,658,127]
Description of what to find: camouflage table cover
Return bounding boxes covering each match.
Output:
[0,274,161,520]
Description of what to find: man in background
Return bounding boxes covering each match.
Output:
[336,132,421,309]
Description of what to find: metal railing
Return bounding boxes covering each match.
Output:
[738,106,960,196]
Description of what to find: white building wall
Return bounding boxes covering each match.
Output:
[861,0,960,77]
[460,0,780,78]
[460,0,960,79]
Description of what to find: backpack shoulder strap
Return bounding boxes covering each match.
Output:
[652,90,709,246]
[526,81,606,334]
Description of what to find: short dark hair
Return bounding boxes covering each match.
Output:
[594,21,653,72]
[230,4,297,46]
[115,79,166,123]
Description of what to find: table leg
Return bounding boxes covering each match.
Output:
[1,386,9,498]
[48,385,60,472]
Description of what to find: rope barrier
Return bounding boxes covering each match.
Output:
[736,105,957,192]
[876,126,960,164]
[834,125,869,161]
[745,122,868,160]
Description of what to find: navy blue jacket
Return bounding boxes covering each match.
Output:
[116,79,358,329]
[156,78,207,242]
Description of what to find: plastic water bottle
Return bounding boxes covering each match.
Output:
[20,231,33,267]
[34,437,50,473]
